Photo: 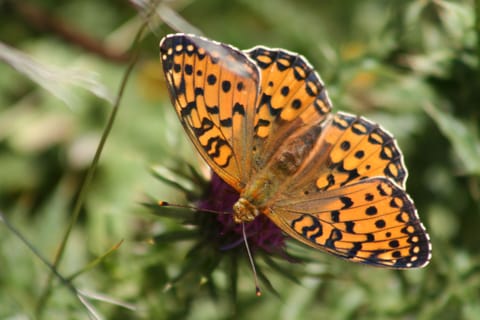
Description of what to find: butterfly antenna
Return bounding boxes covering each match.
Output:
[158,201,230,215]
[242,223,262,296]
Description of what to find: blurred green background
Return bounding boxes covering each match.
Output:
[0,0,479,319]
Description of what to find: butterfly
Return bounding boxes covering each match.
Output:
[159,33,431,269]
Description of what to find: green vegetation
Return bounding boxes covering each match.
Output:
[0,0,479,319]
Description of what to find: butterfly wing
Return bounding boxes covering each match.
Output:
[278,112,409,197]
[268,178,431,268]
[244,47,332,174]
[160,34,260,190]
[161,37,334,187]
[264,113,431,268]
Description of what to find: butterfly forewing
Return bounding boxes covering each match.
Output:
[277,112,408,199]
[245,47,332,172]
[160,34,260,190]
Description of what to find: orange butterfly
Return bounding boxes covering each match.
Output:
[160,33,431,269]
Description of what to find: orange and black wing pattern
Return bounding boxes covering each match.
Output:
[160,34,260,190]
[267,112,431,268]
[160,34,431,269]
[245,47,332,173]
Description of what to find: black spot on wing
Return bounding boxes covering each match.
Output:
[345,221,355,233]
[206,105,219,115]
[365,206,378,216]
[340,141,350,151]
[254,118,270,129]
[259,93,281,117]
[339,196,353,209]
[207,74,217,85]
[184,64,193,75]
[233,102,246,115]
[181,101,197,117]
[375,219,386,228]
[291,214,323,241]
[331,210,340,223]
[222,80,231,92]
[325,228,342,249]
[347,242,362,258]
[291,99,302,109]
[220,118,232,127]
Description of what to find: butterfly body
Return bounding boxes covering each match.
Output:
[160,33,432,269]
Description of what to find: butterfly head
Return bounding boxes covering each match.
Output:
[233,197,260,223]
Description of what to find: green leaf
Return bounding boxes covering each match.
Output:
[153,230,200,243]
[143,202,196,221]
[424,103,480,175]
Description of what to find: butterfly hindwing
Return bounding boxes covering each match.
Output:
[268,178,431,268]
[160,34,260,190]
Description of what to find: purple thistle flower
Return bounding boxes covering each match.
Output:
[149,165,309,298]
[197,172,287,255]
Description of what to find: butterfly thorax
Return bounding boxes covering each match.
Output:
[232,124,325,223]
[232,174,273,223]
